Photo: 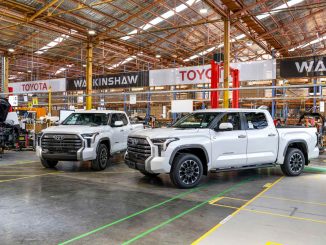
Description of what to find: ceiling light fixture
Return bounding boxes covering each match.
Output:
[107,56,137,70]
[256,0,304,20]
[8,48,15,53]
[200,8,208,14]
[27,70,32,73]
[121,0,201,41]
[156,54,161,58]
[289,35,326,51]
[88,30,96,35]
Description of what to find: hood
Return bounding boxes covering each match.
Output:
[42,125,103,134]
[130,127,200,139]
[0,98,11,123]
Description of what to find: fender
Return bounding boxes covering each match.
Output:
[97,137,111,153]
[169,144,209,165]
[283,139,308,156]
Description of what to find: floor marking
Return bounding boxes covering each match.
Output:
[208,197,224,205]
[191,176,284,245]
[0,172,62,183]
[0,161,39,166]
[242,208,326,224]
[263,183,273,188]
[305,166,326,173]
[121,177,255,245]
[211,203,239,209]
[266,242,283,245]
[58,183,211,245]
[0,174,36,177]
[221,196,249,202]
[261,195,326,206]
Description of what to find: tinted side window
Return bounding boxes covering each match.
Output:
[217,113,241,130]
[119,114,128,125]
[245,112,268,129]
[110,114,119,126]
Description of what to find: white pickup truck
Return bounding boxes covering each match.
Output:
[125,109,319,188]
[36,110,143,170]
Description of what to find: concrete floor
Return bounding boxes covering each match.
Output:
[0,151,325,245]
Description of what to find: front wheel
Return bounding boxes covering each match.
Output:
[41,159,58,168]
[170,153,203,189]
[281,148,305,176]
[91,144,109,171]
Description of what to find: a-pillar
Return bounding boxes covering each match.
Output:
[223,15,230,108]
[1,55,9,97]
[86,42,93,110]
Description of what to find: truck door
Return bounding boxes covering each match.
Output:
[243,112,278,165]
[117,113,130,147]
[109,113,125,152]
[211,112,247,168]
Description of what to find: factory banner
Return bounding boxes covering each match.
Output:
[149,59,276,86]
[8,78,66,93]
[66,71,149,90]
[279,55,326,78]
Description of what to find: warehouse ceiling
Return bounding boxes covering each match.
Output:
[0,0,325,82]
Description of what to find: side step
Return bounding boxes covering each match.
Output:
[210,163,277,173]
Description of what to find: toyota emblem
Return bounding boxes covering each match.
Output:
[53,135,64,140]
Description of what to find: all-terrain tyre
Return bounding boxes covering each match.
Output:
[91,144,109,171]
[41,159,58,168]
[170,153,203,189]
[281,148,305,176]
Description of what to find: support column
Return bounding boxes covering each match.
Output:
[313,78,317,113]
[223,16,230,108]
[1,56,9,96]
[86,43,93,110]
[48,86,52,116]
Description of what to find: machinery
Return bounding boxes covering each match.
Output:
[0,98,20,152]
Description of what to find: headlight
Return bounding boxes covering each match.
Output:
[151,137,179,152]
[81,133,99,143]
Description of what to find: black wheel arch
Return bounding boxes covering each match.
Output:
[283,140,308,165]
[169,145,209,175]
[97,138,111,155]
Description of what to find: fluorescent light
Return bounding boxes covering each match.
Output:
[55,67,66,75]
[289,35,326,51]
[34,33,73,55]
[121,0,201,40]
[257,0,304,20]
[155,54,161,58]
[108,56,136,70]
[27,70,32,73]
[8,48,15,52]
[82,64,86,67]
[88,30,96,35]
[200,8,208,14]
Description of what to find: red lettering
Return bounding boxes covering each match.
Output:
[43,83,48,90]
[179,70,187,81]
[196,69,205,80]
[205,68,211,79]
[187,70,196,81]
[22,84,26,91]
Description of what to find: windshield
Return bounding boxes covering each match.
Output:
[62,113,108,126]
[173,113,220,129]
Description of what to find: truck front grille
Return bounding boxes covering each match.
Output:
[41,134,82,153]
[127,137,151,164]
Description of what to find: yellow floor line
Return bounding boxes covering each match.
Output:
[0,172,62,183]
[208,197,224,205]
[0,174,36,177]
[261,195,326,206]
[242,209,326,224]
[220,196,249,202]
[191,176,284,245]
[0,161,39,166]
[210,203,239,209]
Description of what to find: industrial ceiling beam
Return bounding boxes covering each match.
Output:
[28,0,60,21]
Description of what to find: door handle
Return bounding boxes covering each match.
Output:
[238,135,246,138]
[268,133,276,137]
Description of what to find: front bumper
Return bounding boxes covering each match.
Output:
[125,137,172,174]
[36,143,96,161]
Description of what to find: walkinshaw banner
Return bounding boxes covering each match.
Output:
[279,55,326,78]
[66,71,149,90]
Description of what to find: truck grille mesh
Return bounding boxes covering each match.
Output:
[127,137,151,163]
[41,134,82,153]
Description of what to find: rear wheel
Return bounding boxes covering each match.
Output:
[281,148,305,176]
[91,144,109,171]
[41,159,58,168]
[170,153,203,189]
[140,170,160,178]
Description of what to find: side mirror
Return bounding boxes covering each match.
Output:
[218,122,233,131]
[113,120,124,127]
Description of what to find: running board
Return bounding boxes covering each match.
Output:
[210,163,277,173]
